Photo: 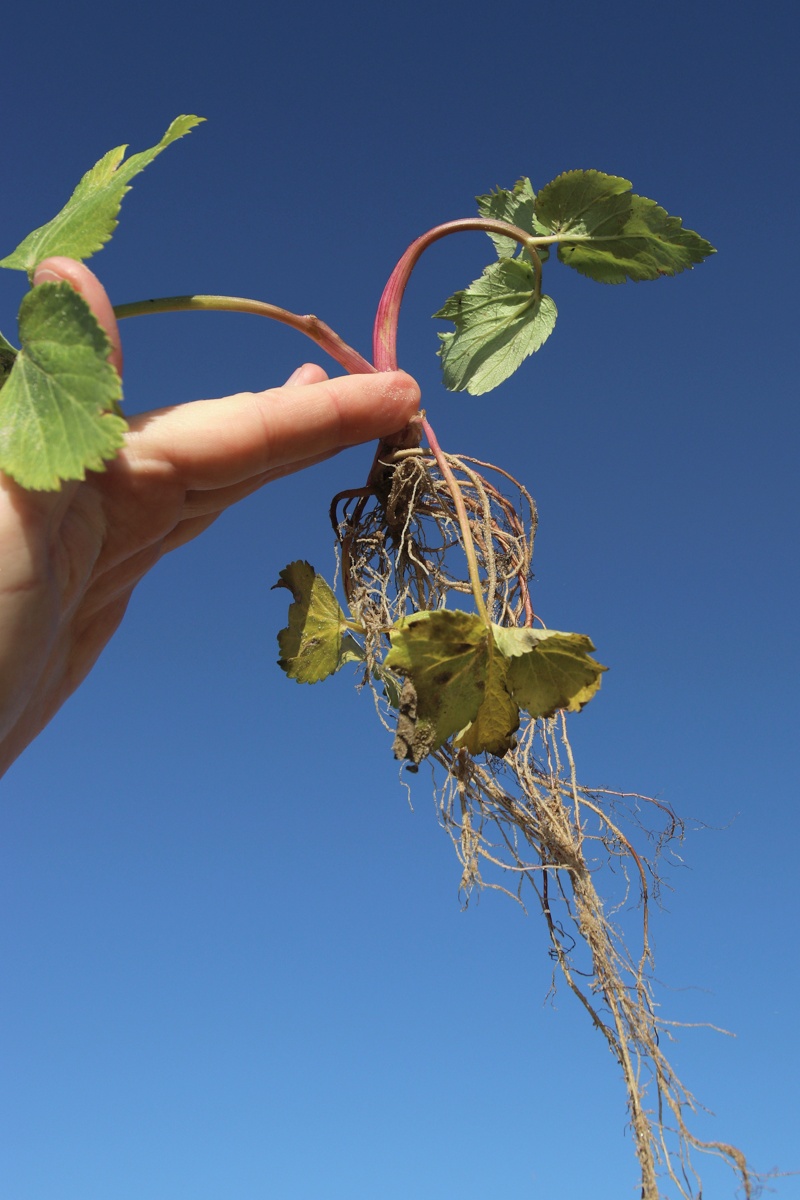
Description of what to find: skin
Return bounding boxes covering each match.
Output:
[0,256,420,776]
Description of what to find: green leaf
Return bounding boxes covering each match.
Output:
[0,330,17,387]
[0,282,126,490]
[384,610,490,762]
[435,259,557,395]
[0,115,204,277]
[493,625,606,716]
[476,177,550,264]
[274,561,363,683]
[535,169,715,283]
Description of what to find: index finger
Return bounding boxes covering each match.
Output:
[122,371,421,491]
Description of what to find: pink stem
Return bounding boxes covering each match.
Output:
[373,217,543,372]
[421,414,488,624]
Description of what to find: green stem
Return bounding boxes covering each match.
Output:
[114,294,375,377]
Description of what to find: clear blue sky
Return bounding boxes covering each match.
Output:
[1,1,798,1197]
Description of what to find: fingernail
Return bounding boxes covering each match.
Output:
[33,267,61,285]
[284,366,305,385]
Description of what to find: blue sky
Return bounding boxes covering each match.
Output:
[1,1,798,1197]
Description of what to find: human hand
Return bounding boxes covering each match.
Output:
[0,257,420,776]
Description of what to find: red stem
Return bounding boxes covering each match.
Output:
[371,218,542,454]
[373,217,543,372]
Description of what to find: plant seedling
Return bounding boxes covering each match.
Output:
[1,117,758,1200]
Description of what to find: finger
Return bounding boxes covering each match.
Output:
[174,448,339,521]
[122,370,420,492]
[83,443,343,599]
[33,257,123,377]
[284,363,329,387]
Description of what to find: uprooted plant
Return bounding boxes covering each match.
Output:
[0,116,758,1198]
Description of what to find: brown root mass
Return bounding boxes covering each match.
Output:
[331,448,756,1200]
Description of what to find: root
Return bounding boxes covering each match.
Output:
[438,722,754,1200]
[331,447,758,1199]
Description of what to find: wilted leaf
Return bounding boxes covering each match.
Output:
[275,561,363,683]
[0,282,126,490]
[384,610,490,761]
[374,664,403,711]
[453,638,519,756]
[494,625,606,716]
[385,609,605,762]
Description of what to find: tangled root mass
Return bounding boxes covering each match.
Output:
[330,447,756,1200]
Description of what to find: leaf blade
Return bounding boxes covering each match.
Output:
[384,611,605,762]
[0,330,17,388]
[274,561,361,683]
[453,637,519,757]
[535,169,715,284]
[0,282,126,490]
[0,115,204,275]
[493,625,607,717]
[384,610,490,761]
[476,177,550,264]
[435,259,557,395]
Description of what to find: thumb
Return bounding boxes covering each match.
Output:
[32,256,123,378]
